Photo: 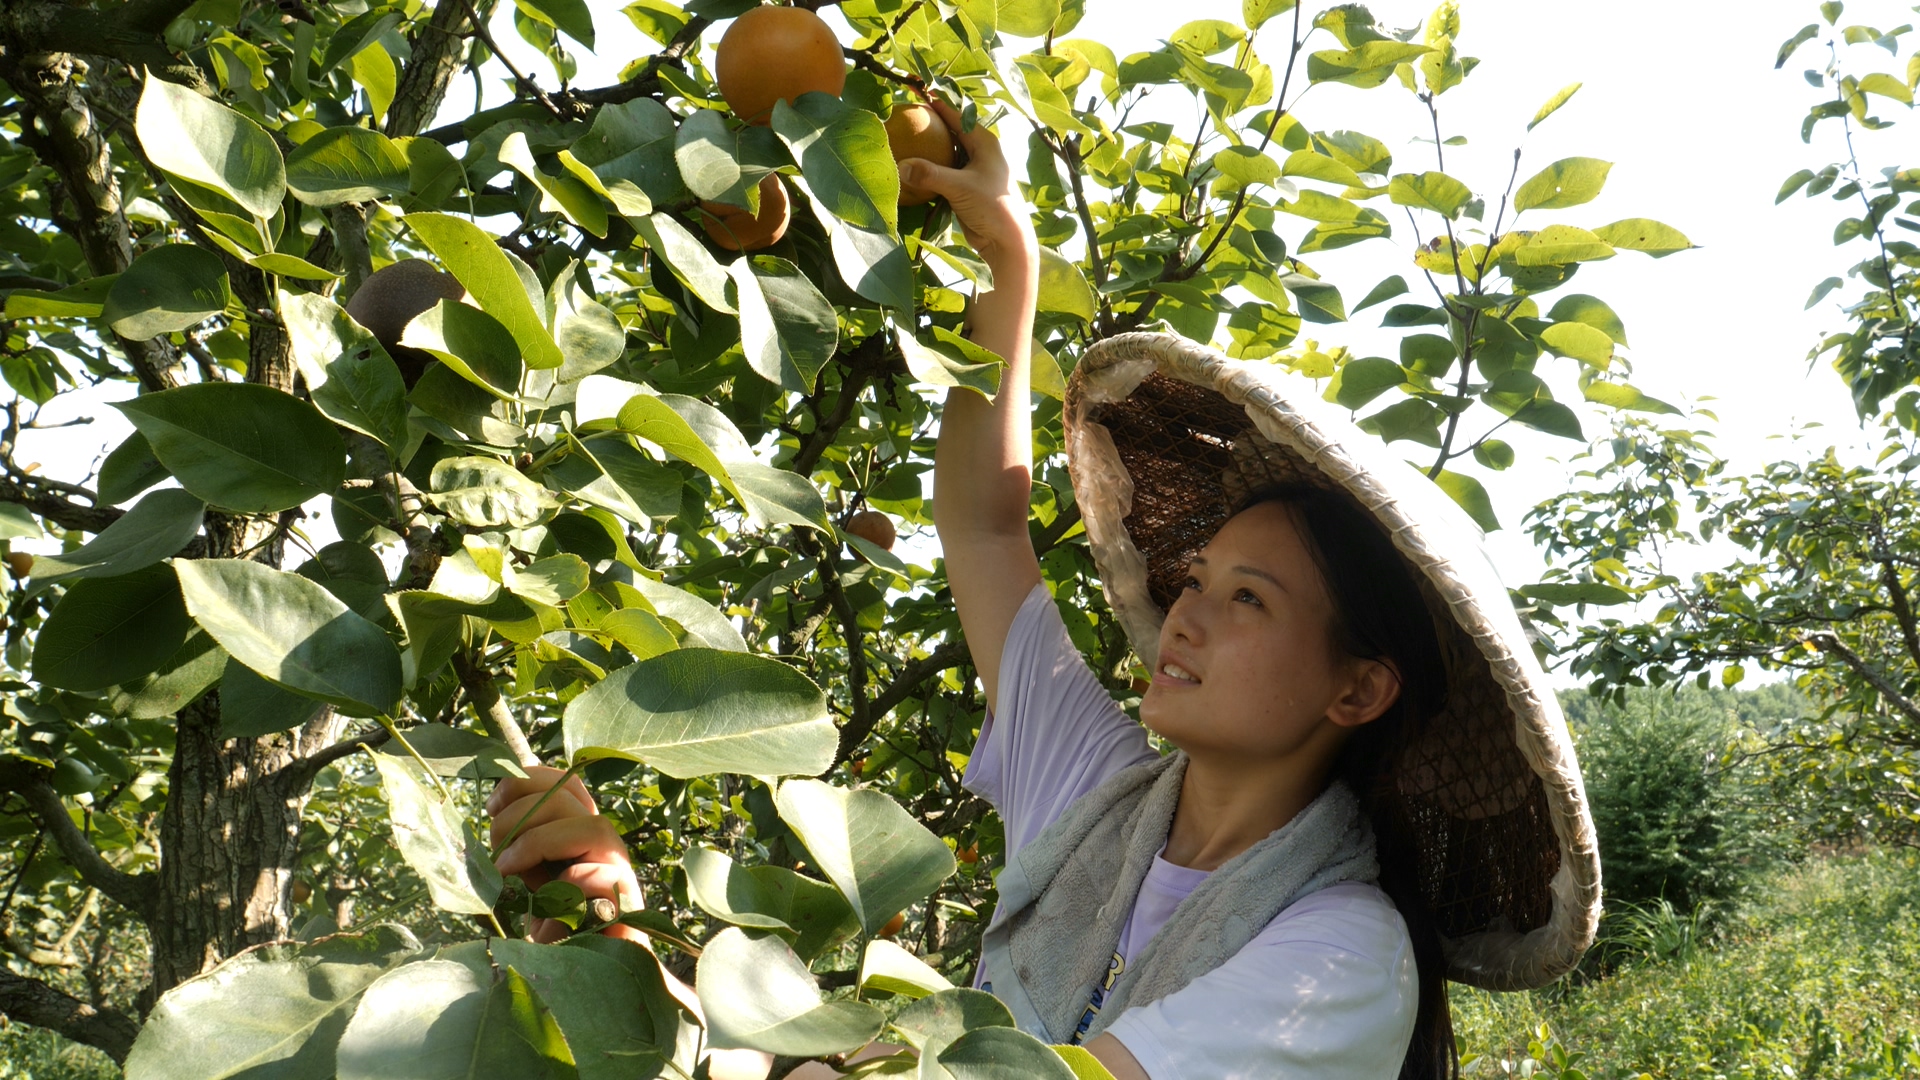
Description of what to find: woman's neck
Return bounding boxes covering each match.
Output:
[1160,750,1335,872]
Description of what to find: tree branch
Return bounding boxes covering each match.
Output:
[452,651,540,767]
[1806,632,1920,728]
[386,0,491,137]
[117,0,201,34]
[0,761,156,921]
[1875,554,1920,672]
[0,478,120,535]
[0,967,140,1064]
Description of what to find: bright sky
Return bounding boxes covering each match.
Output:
[19,0,1906,678]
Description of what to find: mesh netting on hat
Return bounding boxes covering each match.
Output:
[1089,372,1555,946]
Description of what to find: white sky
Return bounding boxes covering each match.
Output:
[18,0,1907,680]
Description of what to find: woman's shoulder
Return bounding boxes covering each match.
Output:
[1252,880,1411,969]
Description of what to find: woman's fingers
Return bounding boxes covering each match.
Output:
[489,789,595,851]
[486,765,595,819]
[496,813,629,879]
[929,96,1001,167]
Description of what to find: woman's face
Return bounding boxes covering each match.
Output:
[1139,501,1378,764]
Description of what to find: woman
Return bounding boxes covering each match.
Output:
[490,101,1601,1079]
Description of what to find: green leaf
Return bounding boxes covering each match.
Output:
[1776,23,1821,68]
[135,74,284,218]
[564,648,835,776]
[27,488,204,588]
[483,939,680,1080]
[627,576,748,651]
[429,457,560,528]
[499,131,610,238]
[1806,275,1845,308]
[0,503,40,540]
[1326,357,1404,410]
[899,327,1004,400]
[1036,246,1096,321]
[770,95,899,237]
[888,989,1015,1053]
[672,109,743,203]
[1307,41,1432,87]
[281,292,411,450]
[1581,381,1680,415]
[377,723,526,779]
[938,1026,1081,1080]
[2,275,117,319]
[1777,168,1817,203]
[1520,582,1633,606]
[1280,273,1344,324]
[1859,71,1912,104]
[370,752,503,915]
[404,213,564,369]
[477,965,579,1080]
[117,383,346,514]
[1280,149,1362,187]
[730,462,832,532]
[335,958,582,1080]
[97,432,169,506]
[1527,82,1583,129]
[107,632,223,723]
[861,939,953,999]
[1053,1045,1120,1080]
[33,565,193,691]
[613,394,739,499]
[551,272,627,382]
[572,99,689,206]
[219,658,328,738]
[103,244,230,340]
[775,779,956,936]
[683,845,859,960]
[955,0,1063,38]
[1315,130,1392,176]
[697,928,886,1055]
[631,213,735,314]
[1509,225,1615,266]
[518,0,596,49]
[623,0,688,44]
[1540,321,1614,365]
[1589,218,1694,258]
[1432,469,1499,532]
[1354,275,1408,313]
[286,126,410,206]
[1508,399,1584,440]
[730,257,837,394]
[1513,157,1612,212]
[1242,0,1296,31]
[402,299,525,398]
[1545,294,1628,347]
[1388,170,1474,218]
[175,558,403,714]
[1212,146,1282,186]
[124,926,423,1080]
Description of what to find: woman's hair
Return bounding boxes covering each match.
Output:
[1241,485,1457,1080]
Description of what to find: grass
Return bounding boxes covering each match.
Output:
[1452,849,1920,1078]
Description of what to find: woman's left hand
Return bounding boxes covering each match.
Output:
[487,765,647,945]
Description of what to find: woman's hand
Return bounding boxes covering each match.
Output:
[486,765,646,945]
[896,98,1038,274]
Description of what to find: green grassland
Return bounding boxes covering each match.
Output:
[1454,849,1920,1079]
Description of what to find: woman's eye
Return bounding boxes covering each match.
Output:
[1181,576,1201,591]
[1234,588,1263,606]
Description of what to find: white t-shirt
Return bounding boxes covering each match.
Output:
[964,583,1418,1079]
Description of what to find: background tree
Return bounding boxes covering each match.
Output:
[1527,6,1920,848]
[0,0,1686,1072]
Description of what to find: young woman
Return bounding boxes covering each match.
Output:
[490,100,1600,1080]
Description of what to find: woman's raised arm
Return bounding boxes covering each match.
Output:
[911,99,1043,712]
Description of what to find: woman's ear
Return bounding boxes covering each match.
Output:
[1328,657,1403,729]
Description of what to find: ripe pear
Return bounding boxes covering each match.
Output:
[344,259,465,387]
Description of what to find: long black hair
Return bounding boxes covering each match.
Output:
[1243,485,1456,1080]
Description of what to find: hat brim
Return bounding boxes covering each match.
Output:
[1063,332,1601,991]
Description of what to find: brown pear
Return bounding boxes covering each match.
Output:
[344,259,465,387]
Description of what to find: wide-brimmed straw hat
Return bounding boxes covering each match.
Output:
[1062,332,1601,991]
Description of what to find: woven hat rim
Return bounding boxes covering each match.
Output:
[1061,332,1601,991]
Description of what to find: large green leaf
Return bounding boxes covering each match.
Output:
[626,576,748,651]
[572,99,687,206]
[135,75,285,218]
[33,564,193,691]
[1036,246,1096,321]
[938,1026,1081,1079]
[219,657,329,738]
[106,631,227,720]
[1509,225,1615,267]
[695,928,885,1056]
[630,213,735,314]
[27,488,204,587]
[97,431,169,506]
[898,327,1003,400]
[404,213,565,369]
[730,462,832,532]
[102,244,229,340]
[335,958,578,1080]
[562,648,835,777]
[729,256,837,393]
[1307,41,1432,87]
[1388,170,1474,218]
[1513,157,1613,212]
[682,845,859,960]
[124,925,423,1080]
[861,939,954,999]
[956,0,1062,37]
[613,394,739,498]
[174,558,402,714]
[888,989,1015,1053]
[370,753,503,915]
[499,132,611,238]
[476,940,672,1080]
[1545,293,1628,346]
[774,779,956,935]
[286,126,410,206]
[771,94,899,237]
[429,456,560,528]
[550,271,626,382]
[281,291,411,450]
[116,384,346,514]
[376,723,525,779]
[402,299,525,398]
[547,434,684,526]
[1590,218,1694,257]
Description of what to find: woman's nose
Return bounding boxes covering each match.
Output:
[1162,589,1206,646]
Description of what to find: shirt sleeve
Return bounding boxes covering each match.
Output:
[1100,884,1419,1080]
[962,582,1157,859]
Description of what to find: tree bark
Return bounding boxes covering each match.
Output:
[0,968,140,1064]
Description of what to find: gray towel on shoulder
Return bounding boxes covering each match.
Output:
[1001,751,1379,1041]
